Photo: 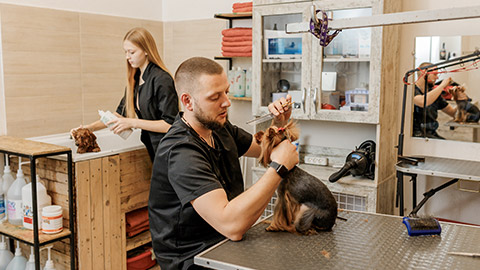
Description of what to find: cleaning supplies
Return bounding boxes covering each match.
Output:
[7,158,28,226]
[1,159,15,222]
[98,110,133,140]
[42,205,63,234]
[22,176,52,230]
[0,236,13,270]
[5,241,27,270]
[43,246,56,270]
[24,247,35,270]
[0,171,5,221]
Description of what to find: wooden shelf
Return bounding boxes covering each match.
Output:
[229,95,252,101]
[215,56,251,60]
[323,57,370,62]
[262,58,302,63]
[0,136,70,157]
[214,12,252,20]
[0,222,71,245]
[126,230,152,251]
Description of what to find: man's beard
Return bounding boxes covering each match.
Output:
[194,104,227,131]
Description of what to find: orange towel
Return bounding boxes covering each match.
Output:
[222,52,252,57]
[222,41,252,47]
[222,46,252,53]
[126,207,149,229]
[223,36,252,42]
[233,7,252,13]
[222,28,252,37]
[127,224,150,237]
[233,2,252,9]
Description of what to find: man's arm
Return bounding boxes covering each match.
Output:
[413,78,451,107]
[442,104,456,117]
[191,140,298,241]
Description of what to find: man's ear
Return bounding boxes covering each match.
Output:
[181,93,194,111]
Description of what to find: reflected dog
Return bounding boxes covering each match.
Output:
[255,121,338,235]
[71,128,101,154]
[449,84,480,123]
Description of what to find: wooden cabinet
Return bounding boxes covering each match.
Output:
[252,0,401,214]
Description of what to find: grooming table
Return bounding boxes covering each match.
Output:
[195,211,480,270]
[396,157,480,216]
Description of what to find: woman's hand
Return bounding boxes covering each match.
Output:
[268,94,292,127]
[107,117,135,134]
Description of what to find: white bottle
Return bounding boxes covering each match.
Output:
[233,67,246,97]
[5,241,26,270]
[0,236,13,270]
[22,176,52,230]
[7,160,27,226]
[1,164,14,222]
[43,246,56,270]
[24,247,35,270]
[245,68,252,98]
[0,173,5,221]
[98,110,133,140]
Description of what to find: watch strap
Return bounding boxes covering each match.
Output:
[269,161,289,178]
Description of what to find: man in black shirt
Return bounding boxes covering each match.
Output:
[149,57,299,270]
[413,62,456,139]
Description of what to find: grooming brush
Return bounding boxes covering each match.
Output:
[402,216,441,236]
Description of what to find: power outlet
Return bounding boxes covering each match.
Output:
[304,155,328,166]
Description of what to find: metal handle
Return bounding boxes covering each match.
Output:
[313,88,318,114]
[302,88,307,113]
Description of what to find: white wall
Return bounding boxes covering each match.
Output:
[0,0,163,20]
[162,0,239,21]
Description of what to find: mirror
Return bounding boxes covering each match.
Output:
[412,35,480,143]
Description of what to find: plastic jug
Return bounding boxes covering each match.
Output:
[1,163,15,222]
[22,176,52,230]
[0,173,5,221]
[0,236,13,270]
[43,246,56,270]
[5,241,26,270]
[7,159,28,226]
[98,110,133,140]
[24,247,35,270]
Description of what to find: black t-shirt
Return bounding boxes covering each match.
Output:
[116,62,179,160]
[413,85,448,136]
[148,113,252,270]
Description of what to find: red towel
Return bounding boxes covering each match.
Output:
[222,52,252,57]
[222,41,252,47]
[233,7,252,13]
[232,2,252,9]
[127,224,150,237]
[223,36,252,42]
[222,28,252,37]
[126,207,149,230]
[222,46,252,53]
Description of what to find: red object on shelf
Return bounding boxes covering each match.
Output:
[321,103,336,110]
[127,249,156,270]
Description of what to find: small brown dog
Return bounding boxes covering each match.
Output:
[71,128,101,154]
[255,121,338,235]
[449,84,480,123]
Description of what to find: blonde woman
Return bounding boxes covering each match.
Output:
[73,27,179,161]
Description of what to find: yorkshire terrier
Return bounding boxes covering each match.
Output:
[449,84,480,123]
[71,128,101,154]
[255,121,338,235]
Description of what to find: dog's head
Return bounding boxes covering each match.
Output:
[449,84,466,101]
[72,128,99,153]
[254,120,300,167]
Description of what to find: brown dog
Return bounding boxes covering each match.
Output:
[449,84,480,123]
[255,121,338,235]
[71,128,101,154]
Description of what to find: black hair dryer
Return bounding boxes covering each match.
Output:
[329,140,376,183]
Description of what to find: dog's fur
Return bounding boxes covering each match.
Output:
[71,128,101,154]
[255,121,338,235]
[449,85,480,123]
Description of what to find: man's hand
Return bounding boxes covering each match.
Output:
[268,94,292,126]
[270,139,299,170]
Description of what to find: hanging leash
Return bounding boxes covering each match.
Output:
[309,8,341,47]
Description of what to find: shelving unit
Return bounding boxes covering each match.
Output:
[0,136,75,270]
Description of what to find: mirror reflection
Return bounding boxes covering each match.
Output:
[413,35,480,142]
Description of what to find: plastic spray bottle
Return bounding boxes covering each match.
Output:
[98,110,133,140]
[43,246,56,270]
[7,158,28,226]
[0,236,13,270]
[5,241,26,270]
[24,247,35,270]
[22,175,52,230]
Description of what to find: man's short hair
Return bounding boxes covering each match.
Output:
[175,57,224,95]
[417,62,434,77]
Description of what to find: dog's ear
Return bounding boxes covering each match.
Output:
[254,131,264,144]
[284,120,300,142]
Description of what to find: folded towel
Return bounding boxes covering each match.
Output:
[126,207,149,229]
[223,36,252,42]
[233,7,252,13]
[222,45,252,53]
[127,224,150,237]
[222,41,252,47]
[222,27,252,37]
[233,2,252,9]
[222,52,252,57]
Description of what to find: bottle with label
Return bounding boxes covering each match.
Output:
[22,176,51,230]
[7,160,27,226]
[0,173,5,221]
[440,42,446,60]
[1,164,14,222]
[232,67,245,97]
[98,110,133,140]
[245,68,252,98]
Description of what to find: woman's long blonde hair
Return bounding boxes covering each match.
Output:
[123,27,171,118]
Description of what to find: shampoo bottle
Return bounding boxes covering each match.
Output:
[1,161,15,222]
[22,176,52,230]
[245,68,252,98]
[0,236,13,270]
[24,247,35,270]
[98,110,133,140]
[43,246,56,270]
[5,241,26,270]
[0,172,5,221]
[7,159,27,226]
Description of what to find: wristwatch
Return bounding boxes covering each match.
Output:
[269,161,289,178]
